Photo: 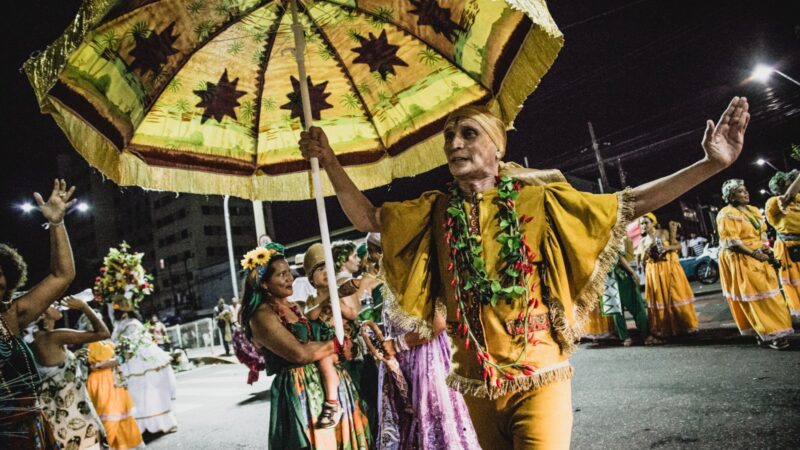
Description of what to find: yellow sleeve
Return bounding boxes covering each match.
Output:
[716,207,743,244]
[764,197,783,228]
[379,191,443,336]
[541,182,635,349]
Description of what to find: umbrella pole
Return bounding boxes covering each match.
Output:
[289,0,345,344]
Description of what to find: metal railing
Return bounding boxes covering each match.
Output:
[165,318,225,350]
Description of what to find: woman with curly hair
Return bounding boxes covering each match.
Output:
[1,179,77,449]
[717,179,793,349]
[241,242,370,449]
[765,170,800,320]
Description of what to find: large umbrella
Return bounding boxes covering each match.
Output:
[25,0,564,340]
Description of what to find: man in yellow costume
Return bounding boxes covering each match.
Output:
[299,97,749,449]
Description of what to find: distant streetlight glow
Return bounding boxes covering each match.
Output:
[759,189,767,194]
[751,64,800,87]
[19,203,35,213]
[76,202,90,213]
[752,64,774,83]
[755,158,779,170]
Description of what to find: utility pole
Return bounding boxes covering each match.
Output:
[588,121,609,192]
[616,157,626,187]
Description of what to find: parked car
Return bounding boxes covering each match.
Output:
[679,244,719,284]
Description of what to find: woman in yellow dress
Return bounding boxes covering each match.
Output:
[765,170,800,318]
[86,340,145,450]
[717,179,793,349]
[637,213,699,339]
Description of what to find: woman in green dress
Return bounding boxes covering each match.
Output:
[240,243,371,450]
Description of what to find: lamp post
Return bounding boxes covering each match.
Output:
[751,64,800,87]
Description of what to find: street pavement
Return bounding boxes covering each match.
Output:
[144,287,799,449]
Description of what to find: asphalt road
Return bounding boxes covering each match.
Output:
[571,340,800,450]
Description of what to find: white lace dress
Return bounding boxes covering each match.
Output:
[112,318,178,433]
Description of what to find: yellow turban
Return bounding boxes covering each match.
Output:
[444,105,507,157]
[642,212,658,225]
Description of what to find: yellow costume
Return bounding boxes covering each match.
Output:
[638,237,699,337]
[717,205,793,340]
[583,300,615,340]
[765,195,800,317]
[381,181,633,449]
[86,341,144,450]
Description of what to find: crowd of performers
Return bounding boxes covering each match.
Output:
[1,181,176,449]
[3,96,799,450]
[585,170,800,351]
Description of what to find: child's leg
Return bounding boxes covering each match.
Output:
[317,355,340,402]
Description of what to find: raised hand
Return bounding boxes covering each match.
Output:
[34,179,76,224]
[64,296,89,311]
[701,97,750,169]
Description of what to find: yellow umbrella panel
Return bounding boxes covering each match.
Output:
[25,0,563,200]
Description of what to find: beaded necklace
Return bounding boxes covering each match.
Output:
[0,311,38,397]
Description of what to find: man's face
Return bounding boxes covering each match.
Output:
[443,118,499,181]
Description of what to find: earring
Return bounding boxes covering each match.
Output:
[495,150,502,159]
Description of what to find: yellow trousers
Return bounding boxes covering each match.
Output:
[465,379,573,450]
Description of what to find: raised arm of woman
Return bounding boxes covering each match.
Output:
[50,298,111,346]
[250,305,337,365]
[15,180,77,329]
[631,97,749,217]
[779,172,800,207]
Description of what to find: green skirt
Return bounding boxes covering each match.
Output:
[269,363,371,450]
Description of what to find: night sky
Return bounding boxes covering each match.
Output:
[3,0,799,283]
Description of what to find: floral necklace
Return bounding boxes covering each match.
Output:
[444,175,538,384]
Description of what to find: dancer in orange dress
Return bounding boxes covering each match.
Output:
[86,340,144,450]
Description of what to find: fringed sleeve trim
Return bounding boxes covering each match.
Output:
[569,188,636,343]
[380,284,444,340]
[446,361,573,399]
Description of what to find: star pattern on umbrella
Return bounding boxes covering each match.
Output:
[409,0,464,42]
[351,30,408,80]
[193,69,247,124]
[280,76,333,127]
[129,21,180,75]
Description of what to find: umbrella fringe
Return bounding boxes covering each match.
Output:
[488,0,565,127]
[23,0,118,110]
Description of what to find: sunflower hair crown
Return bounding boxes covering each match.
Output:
[241,242,285,282]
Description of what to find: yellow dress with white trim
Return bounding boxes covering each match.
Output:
[765,195,800,317]
[717,205,793,340]
[639,237,699,337]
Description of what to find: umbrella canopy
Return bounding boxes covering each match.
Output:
[25,0,563,200]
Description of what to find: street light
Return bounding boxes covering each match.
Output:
[19,202,35,213]
[750,64,800,87]
[759,189,767,195]
[755,158,779,170]
[76,202,90,213]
